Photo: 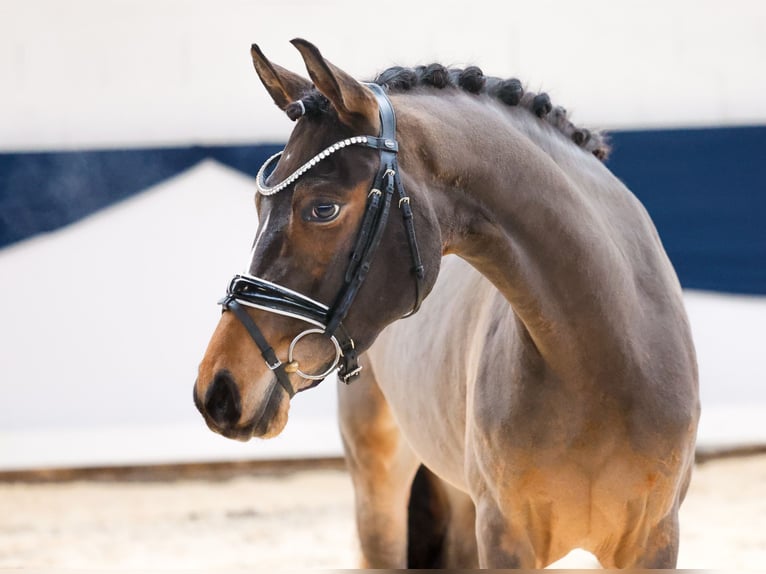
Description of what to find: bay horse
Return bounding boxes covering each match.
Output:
[194,39,700,568]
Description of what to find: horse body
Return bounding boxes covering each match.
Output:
[357,89,697,566]
[363,255,490,489]
[195,40,699,568]
[354,253,695,567]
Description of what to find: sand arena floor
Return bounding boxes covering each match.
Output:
[0,454,764,569]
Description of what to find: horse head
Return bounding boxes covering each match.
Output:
[194,39,441,440]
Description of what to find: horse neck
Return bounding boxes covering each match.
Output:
[396,91,667,376]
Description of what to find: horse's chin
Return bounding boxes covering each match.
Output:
[240,385,290,440]
[214,416,288,441]
[200,378,290,441]
[250,403,289,439]
[212,425,257,442]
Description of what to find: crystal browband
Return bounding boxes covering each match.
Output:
[255,136,369,196]
[255,135,398,196]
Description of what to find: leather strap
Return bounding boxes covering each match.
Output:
[325,84,401,338]
[223,274,329,328]
[394,169,426,316]
[223,298,296,398]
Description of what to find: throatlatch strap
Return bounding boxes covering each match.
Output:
[394,169,425,316]
[223,299,295,398]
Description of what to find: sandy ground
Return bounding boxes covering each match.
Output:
[0,455,764,570]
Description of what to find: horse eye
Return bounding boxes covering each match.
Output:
[307,202,340,222]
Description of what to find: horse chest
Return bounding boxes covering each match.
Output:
[368,349,471,489]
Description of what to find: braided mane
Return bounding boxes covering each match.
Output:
[287,63,610,161]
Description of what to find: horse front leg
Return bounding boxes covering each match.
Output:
[473,495,537,569]
[597,506,680,568]
[337,355,419,568]
[634,509,680,568]
[593,462,691,569]
[441,480,479,568]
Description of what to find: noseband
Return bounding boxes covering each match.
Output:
[219,84,425,398]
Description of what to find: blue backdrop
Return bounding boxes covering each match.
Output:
[1,126,764,294]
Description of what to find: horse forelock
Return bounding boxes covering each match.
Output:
[287,64,610,161]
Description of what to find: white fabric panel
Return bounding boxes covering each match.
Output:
[1,161,765,469]
[2,0,765,151]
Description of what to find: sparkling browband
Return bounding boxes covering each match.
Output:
[255,136,371,196]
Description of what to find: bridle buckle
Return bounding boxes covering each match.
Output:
[266,358,282,371]
[339,365,363,384]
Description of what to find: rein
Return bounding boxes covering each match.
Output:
[219,84,424,397]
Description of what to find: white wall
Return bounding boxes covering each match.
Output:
[0,162,345,470]
[1,161,765,471]
[2,0,765,151]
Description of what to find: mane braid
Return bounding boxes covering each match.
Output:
[374,64,610,161]
[287,64,610,160]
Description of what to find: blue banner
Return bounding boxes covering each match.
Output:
[1,127,764,294]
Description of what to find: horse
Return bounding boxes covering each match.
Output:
[194,39,700,568]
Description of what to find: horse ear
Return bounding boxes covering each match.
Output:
[251,43,313,110]
[290,38,379,129]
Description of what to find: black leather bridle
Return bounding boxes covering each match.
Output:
[218,83,425,398]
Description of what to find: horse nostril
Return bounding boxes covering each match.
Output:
[204,370,242,429]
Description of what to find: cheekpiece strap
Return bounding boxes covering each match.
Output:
[324,83,399,339]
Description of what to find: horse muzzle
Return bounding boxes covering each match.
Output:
[194,368,288,441]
